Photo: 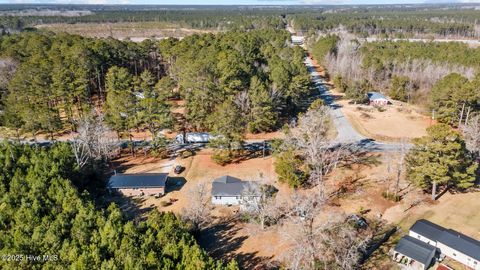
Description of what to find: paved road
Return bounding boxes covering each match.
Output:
[304,56,411,152]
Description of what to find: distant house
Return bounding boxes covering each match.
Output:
[108,173,168,197]
[393,219,480,270]
[291,35,304,46]
[211,175,260,207]
[367,92,390,106]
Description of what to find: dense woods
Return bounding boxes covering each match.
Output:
[0,142,237,269]
[288,8,480,38]
[0,30,310,139]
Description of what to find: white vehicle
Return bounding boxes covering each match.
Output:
[176,132,213,143]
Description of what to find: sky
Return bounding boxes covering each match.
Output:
[1,0,480,6]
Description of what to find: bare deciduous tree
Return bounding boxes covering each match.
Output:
[71,112,119,168]
[181,182,211,232]
[282,189,326,269]
[285,106,351,188]
[461,114,480,157]
[241,181,280,230]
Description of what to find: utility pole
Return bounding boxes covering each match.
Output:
[431,109,435,126]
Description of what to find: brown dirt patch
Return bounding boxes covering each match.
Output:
[339,100,430,142]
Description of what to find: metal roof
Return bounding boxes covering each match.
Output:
[394,235,437,267]
[367,91,388,100]
[409,219,480,261]
[108,173,168,189]
[211,176,259,197]
[410,219,445,242]
[438,229,480,261]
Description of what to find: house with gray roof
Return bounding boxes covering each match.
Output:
[211,175,260,207]
[393,219,480,270]
[393,235,437,270]
[108,173,168,197]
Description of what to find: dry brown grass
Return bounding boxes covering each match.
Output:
[36,22,215,40]
[340,100,429,142]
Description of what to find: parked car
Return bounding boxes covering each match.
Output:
[174,165,184,174]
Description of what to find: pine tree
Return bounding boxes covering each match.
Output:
[248,76,277,133]
[406,124,478,200]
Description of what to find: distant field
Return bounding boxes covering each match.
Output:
[36,22,216,40]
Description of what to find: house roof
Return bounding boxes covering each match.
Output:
[410,219,445,242]
[409,219,480,261]
[394,235,437,267]
[211,175,259,197]
[367,92,388,101]
[438,229,480,261]
[108,173,168,189]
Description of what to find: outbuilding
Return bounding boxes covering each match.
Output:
[108,173,168,197]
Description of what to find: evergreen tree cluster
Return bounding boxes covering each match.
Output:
[0,142,238,270]
[158,29,311,133]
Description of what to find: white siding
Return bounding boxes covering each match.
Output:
[211,195,260,207]
[436,242,480,270]
[408,230,480,270]
[212,196,241,205]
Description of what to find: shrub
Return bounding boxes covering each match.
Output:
[211,150,234,166]
[309,99,325,111]
[382,191,401,202]
[181,149,194,159]
[160,201,172,207]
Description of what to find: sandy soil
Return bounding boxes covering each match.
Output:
[339,100,430,142]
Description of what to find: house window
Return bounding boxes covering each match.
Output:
[474,261,477,265]
[453,253,456,257]
[417,235,421,239]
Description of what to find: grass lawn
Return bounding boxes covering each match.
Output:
[391,192,480,239]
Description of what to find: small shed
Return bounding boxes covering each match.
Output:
[368,92,390,106]
[108,173,168,197]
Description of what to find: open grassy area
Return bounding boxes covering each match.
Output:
[36,21,215,40]
[339,99,429,142]
[384,192,480,239]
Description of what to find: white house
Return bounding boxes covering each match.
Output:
[211,175,260,207]
[291,35,304,46]
[367,92,390,106]
[394,219,480,270]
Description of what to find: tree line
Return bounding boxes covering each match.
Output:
[0,30,311,144]
[310,35,480,121]
[0,9,286,33]
[288,8,480,38]
[0,142,238,269]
